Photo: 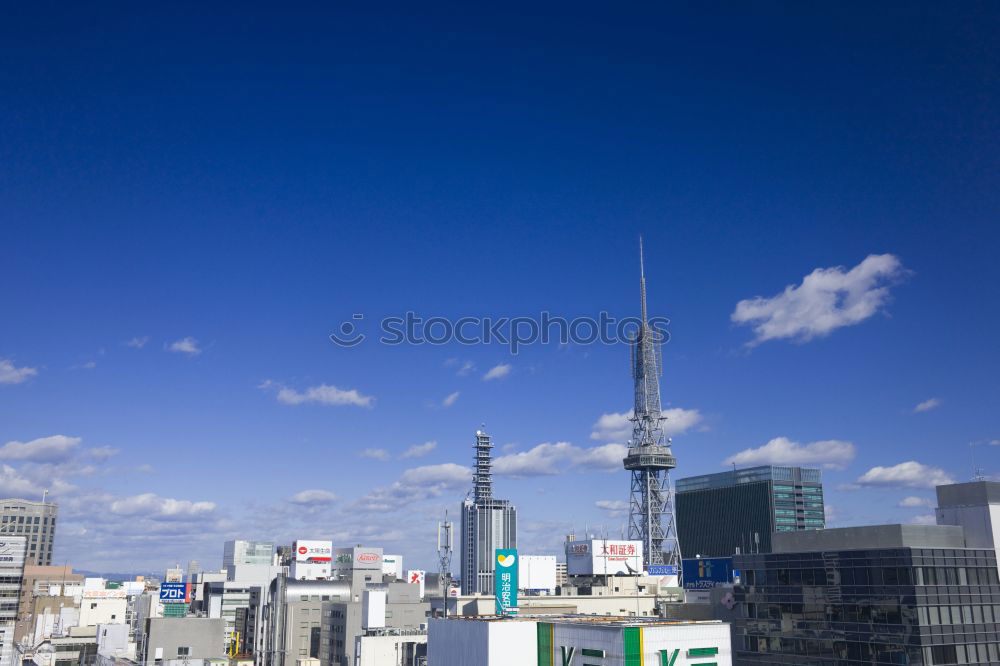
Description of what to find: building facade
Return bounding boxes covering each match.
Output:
[936,481,1000,551]
[0,538,26,666]
[734,524,1000,665]
[0,499,57,566]
[676,465,824,558]
[428,615,732,666]
[460,429,517,596]
[223,541,275,569]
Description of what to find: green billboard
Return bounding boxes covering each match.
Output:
[494,548,518,615]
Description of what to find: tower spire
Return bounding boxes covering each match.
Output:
[639,235,648,325]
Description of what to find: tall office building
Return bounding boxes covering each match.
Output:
[223,540,275,568]
[675,465,824,557]
[0,499,57,565]
[734,524,1000,665]
[0,537,26,666]
[460,429,517,595]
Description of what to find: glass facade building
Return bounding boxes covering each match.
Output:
[675,466,824,558]
[733,525,1000,665]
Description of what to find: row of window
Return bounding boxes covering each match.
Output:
[742,565,1000,587]
[739,635,1000,665]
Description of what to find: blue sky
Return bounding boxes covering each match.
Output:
[1,3,998,572]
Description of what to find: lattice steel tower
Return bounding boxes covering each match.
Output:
[623,238,682,574]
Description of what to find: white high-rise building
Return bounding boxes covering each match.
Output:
[460,429,516,595]
[0,537,26,666]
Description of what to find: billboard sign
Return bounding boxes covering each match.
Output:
[647,565,678,576]
[0,538,26,566]
[406,569,426,597]
[159,582,190,603]
[334,546,383,571]
[294,540,333,563]
[682,557,734,590]
[494,549,518,615]
[566,539,643,576]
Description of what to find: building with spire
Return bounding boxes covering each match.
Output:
[623,238,682,576]
[460,428,517,595]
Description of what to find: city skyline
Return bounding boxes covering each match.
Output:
[2,3,999,573]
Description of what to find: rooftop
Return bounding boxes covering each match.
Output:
[676,465,821,492]
[937,481,1000,508]
[439,614,723,628]
[770,524,965,553]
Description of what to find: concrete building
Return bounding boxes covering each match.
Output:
[259,578,351,666]
[15,564,83,642]
[0,537,26,666]
[141,618,226,666]
[460,429,517,595]
[381,555,403,581]
[224,541,276,568]
[676,465,825,558]
[79,588,128,627]
[936,480,1000,551]
[734,524,1000,664]
[428,615,732,666]
[0,498,57,566]
[319,582,428,666]
[353,628,426,666]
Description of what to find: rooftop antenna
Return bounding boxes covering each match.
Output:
[971,442,986,482]
[437,511,454,617]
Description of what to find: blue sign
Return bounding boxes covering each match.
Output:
[494,549,518,615]
[647,565,678,576]
[682,557,734,590]
[159,582,189,602]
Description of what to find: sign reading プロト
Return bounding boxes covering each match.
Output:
[494,549,518,616]
[159,582,190,603]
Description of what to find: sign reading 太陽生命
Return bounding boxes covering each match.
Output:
[494,548,518,615]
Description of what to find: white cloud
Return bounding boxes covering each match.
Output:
[824,504,839,524]
[898,496,934,508]
[359,448,390,461]
[493,442,628,478]
[731,253,907,346]
[595,499,629,515]
[86,446,119,461]
[401,441,437,459]
[442,391,460,408]
[856,461,954,489]
[0,465,51,498]
[445,359,476,376]
[724,437,856,470]
[0,358,37,384]
[275,383,374,408]
[109,493,216,520]
[913,398,942,413]
[167,337,201,355]
[125,336,150,349]
[911,514,937,525]
[482,363,512,381]
[590,408,702,442]
[399,463,471,487]
[288,489,338,506]
[137,464,155,474]
[0,435,81,463]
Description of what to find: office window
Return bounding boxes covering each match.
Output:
[177,648,190,657]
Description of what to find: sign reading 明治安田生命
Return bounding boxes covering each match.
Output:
[494,548,518,615]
